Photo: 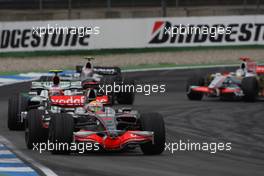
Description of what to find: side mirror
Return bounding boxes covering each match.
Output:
[40,90,49,98]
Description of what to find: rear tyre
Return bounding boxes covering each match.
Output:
[8,94,27,130]
[49,113,74,154]
[117,79,135,105]
[75,65,83,74]
[25,110,48,149]
[241,77,259,102]
[186,76,205,100]
[140,113,165,155]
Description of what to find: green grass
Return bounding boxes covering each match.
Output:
[0,71,22,75]
[0,45,264,58]
[0,62,241,76]
[0,45,261,75]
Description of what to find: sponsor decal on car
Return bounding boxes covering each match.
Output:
[50,95,85,106]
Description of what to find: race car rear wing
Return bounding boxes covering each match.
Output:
[239,57,257,73]
[94,66,121,75]
[239,57,264,75]
[76,65,121,75]
[256,66,264,74]
[31,81,82,90]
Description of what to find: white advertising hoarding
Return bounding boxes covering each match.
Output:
[0,15,264,52]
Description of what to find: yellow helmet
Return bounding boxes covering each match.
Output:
[87,101,103,112]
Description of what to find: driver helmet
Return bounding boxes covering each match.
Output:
[240,62,246,70]
[236,68,245,77]
[86,62,92,69]
[87,101,103,112]
[53,75,60,86]
[82,62,93,77]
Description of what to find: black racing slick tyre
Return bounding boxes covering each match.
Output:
[186,76,205,100]
[117,79,135,105]
[140,113,165,155]
[75,65,83,74]
[8,94,27,130]
[49,113,74,154]
[241,77,259,102]
[25,110,48,149]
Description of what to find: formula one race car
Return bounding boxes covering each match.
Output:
[25,93,165,155]
[76,57,135,105]
[8,70,82,130]
[186,57,264,102]
[48,101,165,155]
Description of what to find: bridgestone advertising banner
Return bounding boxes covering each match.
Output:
[0,15,264,52]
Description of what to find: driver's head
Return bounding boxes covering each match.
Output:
[53,75,60,86]
[241,62,246,70]
[87,101,103,112]
[82,62,93,77]
[236,68,245,77]
[86,62,92,69]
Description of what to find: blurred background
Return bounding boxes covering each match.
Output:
[1,0,264,73]
[0,0,264,21]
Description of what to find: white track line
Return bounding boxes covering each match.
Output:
[12,64,239,85]
[0,78,37,86]
[0,158,23,163]
[0,167,34,172]
[0,135,58,176]
[0,150,12,155]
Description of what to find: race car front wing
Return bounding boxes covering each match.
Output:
[73,130,154,150]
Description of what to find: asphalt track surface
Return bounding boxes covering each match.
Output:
[0,68,264,176]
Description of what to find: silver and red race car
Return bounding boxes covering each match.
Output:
[186,57,264,101]
[76,57,135,105]
[25,94,166,155]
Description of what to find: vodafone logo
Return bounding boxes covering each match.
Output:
[51,96,85,105]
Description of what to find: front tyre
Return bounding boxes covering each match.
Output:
[140,113,165,155]
[241,77,259,102]
[186,76,205,100]
[8,94,27,130]
[49,113,74,154]
[25,110,48,149]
